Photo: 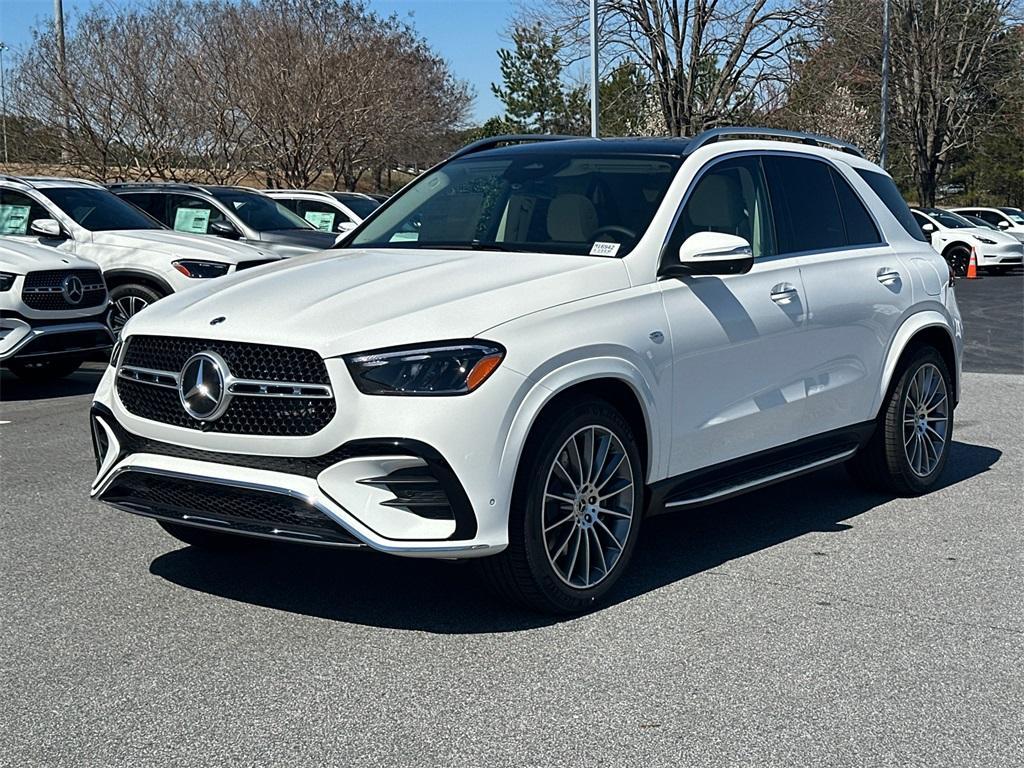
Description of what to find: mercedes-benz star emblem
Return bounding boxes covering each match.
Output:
[178,351,230,422]
[61,275,85,305]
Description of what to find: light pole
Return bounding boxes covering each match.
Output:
[589,0,599,138]
[880,0,891,169]
[0,42,8,165]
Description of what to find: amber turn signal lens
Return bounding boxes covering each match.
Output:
[466,353,503,391]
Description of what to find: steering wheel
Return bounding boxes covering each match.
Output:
[591,225,636,241]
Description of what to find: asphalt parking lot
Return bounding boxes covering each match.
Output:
[2,272,1022,767]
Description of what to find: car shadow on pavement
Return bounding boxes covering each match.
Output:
[0,364,106,401]
[149,439,1001,633]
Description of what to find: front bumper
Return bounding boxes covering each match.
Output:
[976,243,1024,265]
[0,312,113,363]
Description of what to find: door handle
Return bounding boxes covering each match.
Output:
[876,267,901,286]
[770,283,799,304]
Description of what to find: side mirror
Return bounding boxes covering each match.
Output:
[209,220,239,239]
[998,220,1011,229]
[336,220,357,234]
[662,231,753,277]
[920,222,936,233]
[30,218,64,238]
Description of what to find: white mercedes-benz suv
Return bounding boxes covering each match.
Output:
[90,129,963,613]
[1,239,112,380]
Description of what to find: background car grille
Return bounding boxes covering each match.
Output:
[22,269,106,311]
[117,335,336,436]
[103,472,360,545]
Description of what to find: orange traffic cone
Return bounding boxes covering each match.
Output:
[966,247,979,279]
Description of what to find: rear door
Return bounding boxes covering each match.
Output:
[768,155,913,432]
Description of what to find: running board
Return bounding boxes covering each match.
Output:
[662,447,858,511]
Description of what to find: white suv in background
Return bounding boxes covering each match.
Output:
[263,190,381,235]
[911,206,1024,275]
[0,175,282,334]
[949,206,1024,244]
[1,239,112,380]
[90,129,962,613]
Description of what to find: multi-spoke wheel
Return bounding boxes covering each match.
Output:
[107,283,163,336]
[480,399,643,614]
[847,346,953,495]
[542,426,635,590]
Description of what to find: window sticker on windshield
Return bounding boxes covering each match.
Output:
[0,204,31,235]
[174,208,211,234]
[304,211,335,232]
[590,241,620,257]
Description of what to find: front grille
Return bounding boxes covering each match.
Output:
[11,328,112,359]
[22,269,106,311]
[103,471,360,545]
[116,335,335,436]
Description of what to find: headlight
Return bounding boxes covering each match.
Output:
[172,260,231,278]
[0,272,16,291]
[973,235,997,245]
[345,341,505,395]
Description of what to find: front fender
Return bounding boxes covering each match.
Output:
[498,356,664,493]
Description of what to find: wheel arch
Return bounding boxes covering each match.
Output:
[103,269,173,297]
[878,311,959,414]
[940,240,972,259]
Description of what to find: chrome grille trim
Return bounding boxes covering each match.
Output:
[117,364,333,399]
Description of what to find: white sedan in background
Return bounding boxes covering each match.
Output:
[950,206,1024,244]
[910,207,1023,275]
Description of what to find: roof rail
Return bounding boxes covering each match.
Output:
[106,181,211,193]
[449,134,587,161]
[685,126,865,158]
[24,176,106,188]
[0,173,34,188]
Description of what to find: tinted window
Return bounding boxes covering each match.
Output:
[332,194,379,218]
[0,189,51,235]
[670,155,775,259]
[41,188,162,231]
[210,190,312,232]
[119,192,166,222]
[999,207,1024,224]
[763,156,844,253]
[830,168,882,245]
[296,199,350,232]
[911,210,932,234]
[350,153,681,257]
[974,210,1007,226]
[166,194,228,234]
[922,208,972,228]
[855,169,928,242]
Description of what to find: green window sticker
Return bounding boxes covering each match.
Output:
[173,208,212,234]
[0,204,31,235]
[304,211,336,232]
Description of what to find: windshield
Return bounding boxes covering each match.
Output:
[349,152,681,256]
[211,190,314,231]
[922,208,972,229]
[999,207,1024,224]
[332,194,379,219]
[41,187,163,231]
[965,215,998,230]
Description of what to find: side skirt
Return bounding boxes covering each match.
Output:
[646,421,877,516]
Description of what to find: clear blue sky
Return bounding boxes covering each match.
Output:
[0,0,514,123]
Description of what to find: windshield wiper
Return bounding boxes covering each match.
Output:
[413,241,513,251]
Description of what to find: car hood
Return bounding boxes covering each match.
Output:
[256,229,339,250]
[0,238,100,274]
[123,247,630,357]
[964,227,1020,245]
[90,229,277,263]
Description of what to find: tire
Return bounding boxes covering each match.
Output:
[157,520,251,550]
[7,356,83,382]
[479,398,644,614]
[944,246,971,278]
[108,283,163,336]
[847,345,953,496]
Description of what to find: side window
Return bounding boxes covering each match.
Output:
[763,156,845,254]
[166,194,226,234]
[830,168,882,245]
[855,169,928,242]
[976,210,1006,227]
[119,193,166,223]
[296,199,349,232]
[0,189,51,235]
[670,155,775,259]
[275,198,298,213]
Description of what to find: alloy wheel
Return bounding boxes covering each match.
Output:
[542,425,635,589]
[902,362,949,477]
[108,294,150,336]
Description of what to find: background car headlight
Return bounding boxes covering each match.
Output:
[171,260,231,278]
[0,272,16,291]
[973,235,997,245]
[345,341,505,395]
